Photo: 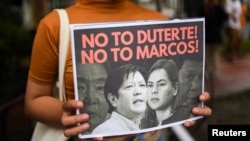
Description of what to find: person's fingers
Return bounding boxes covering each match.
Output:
[62,100,83,112]
[93,137,104,141]
[61,100,88,127]
[61,113,89,127]
[199,92,210,102]
[192,105,212,116]
[184,92,212,128]
[61,100,90,137]
[183,120,195,127]
[64,122,90,137]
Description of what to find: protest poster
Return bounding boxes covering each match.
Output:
[70,18,205,139]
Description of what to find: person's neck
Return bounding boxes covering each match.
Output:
[155,107,173,122]
[115,110,142,125]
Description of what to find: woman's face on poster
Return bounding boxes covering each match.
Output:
[147,69,175,110]
[115,71,147,118]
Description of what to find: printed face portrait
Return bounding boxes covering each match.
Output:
[77,63,109,131]
[147,68,177,110]
[113,71,147,119]
[178,60,203,99]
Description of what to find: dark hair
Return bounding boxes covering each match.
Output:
[148,59,179,86]
[104,64,147,113]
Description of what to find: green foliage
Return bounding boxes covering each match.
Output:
[221,36,250,55]
[240,38,250,53]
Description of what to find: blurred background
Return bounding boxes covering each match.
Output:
[0,0,249,141]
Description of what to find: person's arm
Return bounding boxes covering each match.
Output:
[25,79,94,139]
[24,79,89,127]
[24,79,64,127]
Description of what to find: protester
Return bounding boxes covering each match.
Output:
[24,0,212,140]
[240,0,248,43]
[224,0,242,62]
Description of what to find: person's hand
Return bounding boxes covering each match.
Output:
[61,100,90,137]
[183,92,212,127]
[61,100,103,141]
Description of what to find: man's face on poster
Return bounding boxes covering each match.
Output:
[77,63,109,132]
[178,59,203,99]
[115,71,147,118]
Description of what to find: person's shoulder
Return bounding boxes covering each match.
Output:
[43,10,61,22]
[36,9,66,41]
[38,10,61,30]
